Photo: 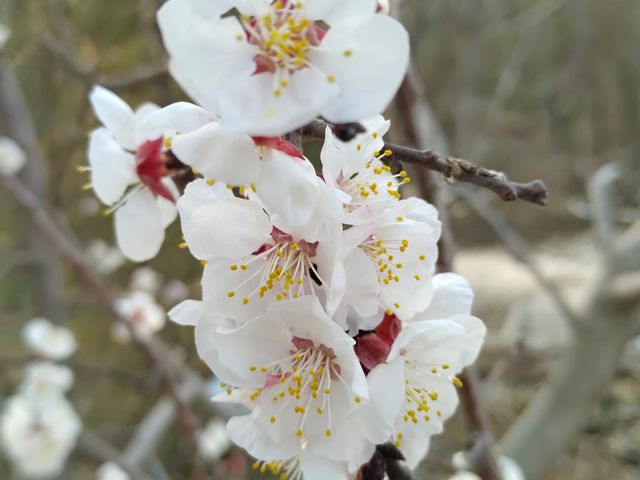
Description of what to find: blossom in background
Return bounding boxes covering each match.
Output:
[0,23,10,50]
[18,362,74,401]
[87,86,212,261]
[198,419,232,462]
[22,318,77,361]
[0,395,81,479]
[130,266,163,295]
[0,136,26,176]
[162,279,190,305]
[86,239,126,274]
[157,0,410,135]
[113,291,165,340]
[177,179,344,324]
[366,273,486,467]
[97,462,131,480]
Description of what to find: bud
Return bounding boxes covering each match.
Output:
[376,0,390,14]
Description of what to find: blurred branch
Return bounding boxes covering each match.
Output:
[394,65,501,480]
[40,35,168,90]
[0,52,67,324]
[457,187,582,332]
[301,120,548,206]
[0,173,207,480]
[75,431,145,479]
[500,163,640,478]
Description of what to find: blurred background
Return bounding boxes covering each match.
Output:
[0,0,639,479]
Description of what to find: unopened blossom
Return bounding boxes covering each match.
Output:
[22,318,77,361]
[130,266,163,294]
[321,117,411,225]
[368,273,486,467]
[97,462,131,480]
[377,0,390,14]
[19,362,74,401]
[177,179,344,324]
[198,419,232,462]
[87,86,212,261]
[0,136,26,176]
[114,291,165,340]
[86,239,126,274]
[338,198,441,330]
[208,296,368,455]
[158,0,410,135]
[0,395,81,479]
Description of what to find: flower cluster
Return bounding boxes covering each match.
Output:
[0,319,81,479]
[83,0,486,478]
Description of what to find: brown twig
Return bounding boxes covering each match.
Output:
[0,173,207,480]
[301,120,548,206]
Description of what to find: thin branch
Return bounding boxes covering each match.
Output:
[301,120,548,206]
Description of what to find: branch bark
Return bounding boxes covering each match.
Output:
[301,120,548,206]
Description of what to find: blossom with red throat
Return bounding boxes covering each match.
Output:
[158,0,410,135]
[87,86,212,261]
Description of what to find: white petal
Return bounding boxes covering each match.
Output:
[227,415,299,460]
[359,357,405,444]
[211,313,293,387]
[158,5,256,114]
[178,179,272,260]
[401,436,431,469]
[89,86,137,150]
[156,183,179,228]
[114,188,165,262]
[0,136,26,176]
[216,67,340,136]
[313,15,409,123]
[88,128,137,205]
[168,299,203,326]
[299,451,350,480]
[255,151,321,232]
[171,122,261,185]
[419,273,474,320]
[135,102,214,144]
[343,247,379,318]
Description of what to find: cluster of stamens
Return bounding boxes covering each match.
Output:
[243,340,358,442]
[226,236,323,306]
[394,360,463,448]
[252,458,302,480]
[239,1,319,96]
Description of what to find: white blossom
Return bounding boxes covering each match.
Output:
[22,318,77,361]
[177,179,344,325]
[0,395,81,479]
[130,266,163,294]
[86,239,126,274]
[96,462,130,480]
[87,86,212,261]
[114,291,165,340]
[19,362,74,401]
[158,0,410,136]
[366,274,486,467]
[0,136,26,176]
[0,24,10,51]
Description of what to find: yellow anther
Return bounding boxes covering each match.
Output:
[178,242,188,249]
[243,298,250,305]
[227,291,236,298]
[230,265,238,271]
[325,429,332,437]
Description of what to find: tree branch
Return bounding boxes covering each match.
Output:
[301,120,548,206]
